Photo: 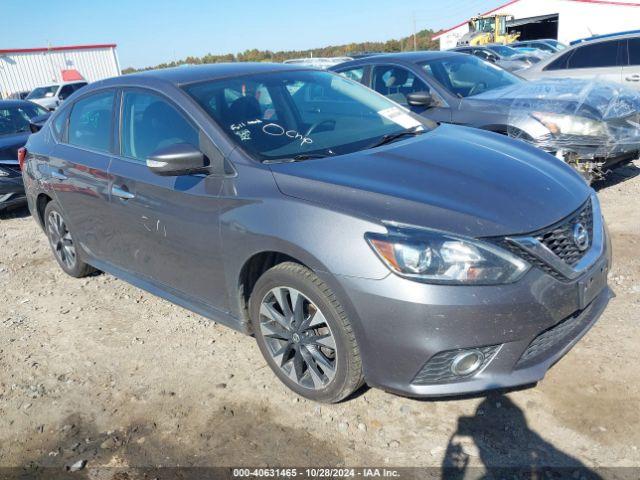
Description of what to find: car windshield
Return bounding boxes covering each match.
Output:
[0,104,48,136]
[487,45,520,58]
[184,70,434,162]
[546,40,566,50]
[26,85,58,100]
[420,55,522,98]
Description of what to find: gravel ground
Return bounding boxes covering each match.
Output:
[1,162,639,476]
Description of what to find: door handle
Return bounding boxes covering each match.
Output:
[626,74,640,82]
[51,170,68,181]
[111,185,135,200]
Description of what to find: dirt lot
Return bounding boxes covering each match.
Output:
[1,163,639,476]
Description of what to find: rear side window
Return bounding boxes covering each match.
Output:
[52,107,70,141]
[629,38,640,66]
[337,67,365,83]
[68,91,115,152]
[120,91,199,162]
[568,41,623,69]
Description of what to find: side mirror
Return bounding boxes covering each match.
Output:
[29,113,51,133]
[406,91,434,108]
[147,143,209,176]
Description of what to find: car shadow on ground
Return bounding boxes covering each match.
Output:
[0,205,30,220]
[441,393,603,479]
[593,161,640,191]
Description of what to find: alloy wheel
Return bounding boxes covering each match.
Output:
[47,211,77,270]
[259,286,337,390]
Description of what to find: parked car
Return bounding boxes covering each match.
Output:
[451,45,536,72]
[7,90,31,100]
[520,32,640,89]
[23,64,611,403]
[512,39,566,54]
[25,81,88,110]
[283,57,352,69]
[0,100,49,211]
[511,46,551,61]
[331,52,640,182]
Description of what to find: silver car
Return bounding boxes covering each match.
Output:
[25,81,88,111]
[520,32,640,90]
[332,51,640,183]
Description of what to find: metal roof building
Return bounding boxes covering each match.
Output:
[433,0,640,50]
[0,43,121,98]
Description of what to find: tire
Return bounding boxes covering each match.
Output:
[249,262,364,403]
[44,201,95,278]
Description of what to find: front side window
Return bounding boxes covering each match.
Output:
[567,41,623,69]
[121,91,199,162]
[629,38,640,66]
[337,67,365,83]
[420,55,521,98]
[26,85,59,100]
[68,91,115,152]
[545,50,572,71]
[58,85,75,100]
[371,66,428,105]
[184,70,433,162]
[0,104,48,136]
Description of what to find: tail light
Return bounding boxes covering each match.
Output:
[18,147,27,171]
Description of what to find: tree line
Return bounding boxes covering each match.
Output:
[122,29,440,73]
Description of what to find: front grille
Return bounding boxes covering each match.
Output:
[412,345,500,385]
[535,199,593,267]
[516,304,593,369]
[490,199,595,281]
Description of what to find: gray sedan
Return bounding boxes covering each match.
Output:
[23,63,611,402]
[332,51,640,183]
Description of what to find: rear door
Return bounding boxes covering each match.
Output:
[622,37,640,90]
[106,88,228,311]
[542,40,624,83]
[48,89,116,259]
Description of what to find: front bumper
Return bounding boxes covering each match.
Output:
[0,176,26,211]
[331,229,612,398]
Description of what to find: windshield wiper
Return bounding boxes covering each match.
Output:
[368,126,426,149]
[263,153,331,164]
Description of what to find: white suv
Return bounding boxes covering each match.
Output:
[25,81,88,110]
[520,32,640,90]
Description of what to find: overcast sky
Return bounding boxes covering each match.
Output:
[1,0,506,68]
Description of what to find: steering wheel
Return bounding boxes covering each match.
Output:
[304,119,336,140]
[468,82,488,97]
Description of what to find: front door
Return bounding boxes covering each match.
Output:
[106,89,228,311]
[622,37,640,91]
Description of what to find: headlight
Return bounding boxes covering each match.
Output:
[366,227,529,285]
[0,167,9,177]
[532,112,607,137]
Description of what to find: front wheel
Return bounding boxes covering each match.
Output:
[249,262,364,403]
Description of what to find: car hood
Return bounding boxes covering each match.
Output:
[463,79,640,156]
[464,79,640,119]
[269,124,590,238]
[0,132,30,160]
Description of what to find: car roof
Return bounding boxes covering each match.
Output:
[331,51,462,68]
[102,62,312,87]
[0,99,41,108]
[571,30,640,45]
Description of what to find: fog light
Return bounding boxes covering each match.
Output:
[451,350,485,376]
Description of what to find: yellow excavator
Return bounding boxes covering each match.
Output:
[456,14,520,47]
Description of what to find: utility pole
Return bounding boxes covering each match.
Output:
[412,11,417,51]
